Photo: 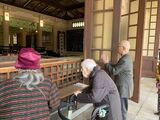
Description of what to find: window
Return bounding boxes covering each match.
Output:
[72,21,84,28]
[13,34,17,44]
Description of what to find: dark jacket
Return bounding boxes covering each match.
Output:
[77,66,122,120]
[105,54,134,98]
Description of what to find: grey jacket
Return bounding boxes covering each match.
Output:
[105,54,134,98]
[77,66,122,120]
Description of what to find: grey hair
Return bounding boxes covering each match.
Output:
[81,59,97,71]
[13,69,44,90]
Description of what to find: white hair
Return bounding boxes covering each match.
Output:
[120,40,130,52]
[81,59,97,71]
[13,69,44,90]
[13,69,46,100]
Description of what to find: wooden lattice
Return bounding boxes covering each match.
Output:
[0,59,83,88]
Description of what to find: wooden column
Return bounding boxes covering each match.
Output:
[133,0,146,103]
[84,0,93,58]
[36,25,42,47]
[21,29,27,47]
[51,26,55,52]
[9,33,13,46]
[111,0,122,63]
[2,21,9,46]
[53,27,58,52]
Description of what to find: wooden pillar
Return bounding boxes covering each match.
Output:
[133,0,146,103]
[84,0,93,58]
[36,25,42,47]
[20,29,26,47]
[53,27,58,52]
[2,21,9,46]
[111,0,122,63]
[9,33,13,46]
[51,26,54,52]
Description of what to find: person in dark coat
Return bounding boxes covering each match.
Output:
[101,40,134,120]
[74,59,122,120]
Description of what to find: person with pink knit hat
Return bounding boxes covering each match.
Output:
[0,48,60,120]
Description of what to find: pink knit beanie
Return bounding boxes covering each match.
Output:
[15,48,41,69]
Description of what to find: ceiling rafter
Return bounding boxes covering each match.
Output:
[41,6,49,13]
[69,10,83,19]
[33,1,42,10]
[69,11,77,17]
[65,3,84,10]
[53,9,63,16]
[23,0,32,7]
[74,9,84,17]
[51,7,57,13]
[0,0,84,20]
[35,0,84,11]
[36,0,65,10]
[51,8,59,15]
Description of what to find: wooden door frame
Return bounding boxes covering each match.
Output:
[84,0,146,103]
[155,0,160,64]
[111,0,122,63]
[84,0,121,61]
[84,0,93,58]
[132,0,146,103]
[142,0,160,78]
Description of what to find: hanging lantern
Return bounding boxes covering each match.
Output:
[4,11,9,21]
[40,20,43,27]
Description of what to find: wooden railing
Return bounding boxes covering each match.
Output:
[0,58,83,88]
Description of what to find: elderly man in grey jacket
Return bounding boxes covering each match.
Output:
[74,59,122,120]
[101,40,134,120]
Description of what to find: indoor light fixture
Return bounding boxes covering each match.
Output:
[40,20,43,27]
[4,11,9,21]
[72,21,84,28]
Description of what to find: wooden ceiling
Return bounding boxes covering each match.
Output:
[0,0,85,20]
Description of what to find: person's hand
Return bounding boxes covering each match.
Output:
[74,90,81,96]
[100,52,109,64]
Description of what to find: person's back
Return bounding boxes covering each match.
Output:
[101,40,134,120]
[92,68,122,120]
[0,48,60,120]
[114,54,133,98]
[74,59,122,120]
[0,78,59,120]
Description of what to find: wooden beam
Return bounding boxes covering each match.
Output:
[72,10,84,17]
[37,0,84,11]
[33,2,42,10]
[66,3,84,10]
[23,0,32,7]
[40,6,49,13]
[36,0,65,10]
